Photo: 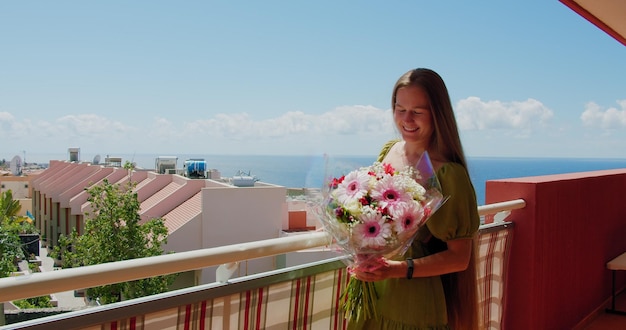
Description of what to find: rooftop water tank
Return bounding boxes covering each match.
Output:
[184,159,207,178]
[155,156,178,174]
[232,170,259,187]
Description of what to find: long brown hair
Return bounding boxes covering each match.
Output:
[392,68,481,329]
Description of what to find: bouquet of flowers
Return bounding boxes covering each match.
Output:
[310,152,446,323]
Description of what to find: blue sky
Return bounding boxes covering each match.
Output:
[1,1,625,164]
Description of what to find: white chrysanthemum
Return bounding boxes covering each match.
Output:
[392,173,426,201]
[343,199,363,217]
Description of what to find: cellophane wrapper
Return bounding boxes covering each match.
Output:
[307,151,447,323]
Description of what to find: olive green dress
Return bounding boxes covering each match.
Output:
[348,141,480,330]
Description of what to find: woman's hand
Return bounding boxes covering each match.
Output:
[350,238,474,282]
[351,258,405,282]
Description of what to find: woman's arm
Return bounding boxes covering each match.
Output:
[353,237,473,282]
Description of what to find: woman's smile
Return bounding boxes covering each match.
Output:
[402,125,418,132]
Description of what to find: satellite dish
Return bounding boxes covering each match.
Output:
[10,155,22,176]
[93,154,101,165]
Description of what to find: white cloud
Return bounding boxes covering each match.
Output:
[0,111,15,122]
[456,97,554,131]
[580,100,626,129]
[0,111,17,132]
[0,106,394,157]
[56,114,133,137]
[4,100,626,160]
[179,105,393,140]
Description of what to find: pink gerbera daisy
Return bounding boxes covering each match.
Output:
[370,176,413,212]
[353,211,391,249]
[390,201,425,234]
[333,170,370,204]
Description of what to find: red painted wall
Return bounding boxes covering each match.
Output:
[485,169,626,329]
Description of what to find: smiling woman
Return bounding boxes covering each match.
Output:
[347,68,481,330]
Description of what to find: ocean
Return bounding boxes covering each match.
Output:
[19,153,626,206]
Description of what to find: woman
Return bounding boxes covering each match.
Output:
[349,68,480,329]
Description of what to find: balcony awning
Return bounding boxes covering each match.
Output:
[560,0,626,46]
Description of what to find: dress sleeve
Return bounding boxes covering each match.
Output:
[426,162,480,241]
[377,139,400,162]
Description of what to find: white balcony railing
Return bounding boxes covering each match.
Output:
[0,199,524,330]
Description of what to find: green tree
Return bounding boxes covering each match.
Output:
[0,190,22,220]
[1,190,44,326]
[0,229,23,278]
[53,179,175,304]
[13,295,53,309]
[0,190,29,278]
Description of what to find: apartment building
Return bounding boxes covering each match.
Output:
[30,160,334,286]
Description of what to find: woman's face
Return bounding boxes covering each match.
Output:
[393,85,434,145]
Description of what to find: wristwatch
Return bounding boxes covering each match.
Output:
[406,258,414,279]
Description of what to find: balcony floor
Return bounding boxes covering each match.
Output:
[583,290,626,329]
